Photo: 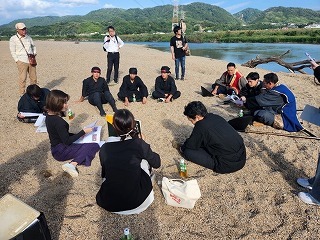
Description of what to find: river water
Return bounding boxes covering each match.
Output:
[131,42,319,75]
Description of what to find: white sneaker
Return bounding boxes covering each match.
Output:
[62,163,79,177]
[297,178,312,190]
[298,192,320,206]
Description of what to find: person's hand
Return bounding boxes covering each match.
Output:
[165,96,172,103]
[310,61,319,70]
[164,93,168,97]
[240,96,246,102]
[17,112,25,119]
[211,89,217,95]
[83,127,93,134]
[172,55,175,61]
[124,98,129,106]
[142,97,147,104]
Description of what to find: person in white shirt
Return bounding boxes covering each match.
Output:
[9,22,37,95]
[103,26,124,85]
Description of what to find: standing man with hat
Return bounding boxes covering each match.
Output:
[170,25,188,80]
[117,67,148,106]
[103,26,124,85]
[9,22,37,95]
[152,66,181,103]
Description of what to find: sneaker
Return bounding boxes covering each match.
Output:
[175,78,180,80]
[62,163,79,177]
[297,178,312,190]
[100,111,106,117]
[157,98,165,102]
[298,192,320,206]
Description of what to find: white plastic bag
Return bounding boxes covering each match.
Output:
[161,177,201,209]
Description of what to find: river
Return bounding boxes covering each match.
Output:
[131,42,319,75]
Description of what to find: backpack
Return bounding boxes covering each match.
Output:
[103,35,119,52]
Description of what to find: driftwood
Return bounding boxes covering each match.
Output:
[241,50,320,74]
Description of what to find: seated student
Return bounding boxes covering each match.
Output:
[96,109,161,214]
[239,72,263,114]
[211,62,247,96]
[78,67,117,117]
[245,73,303,132]
[17,84,50,123]
[180,101,246,174]
[117,67,148,106]
[311,60,320,81]
[152,66,181,102]
[45,90,100,177]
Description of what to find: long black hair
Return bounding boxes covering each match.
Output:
[113,109,138,141]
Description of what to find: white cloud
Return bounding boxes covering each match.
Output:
[224,1,251,13]
[103,4,115,8]
[59,0,98,4]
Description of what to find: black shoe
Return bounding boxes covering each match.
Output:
[175,78,180,80]
[100,111,106,117]
[181,77,184,80]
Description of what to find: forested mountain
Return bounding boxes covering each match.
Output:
[235,7,320,26]
[233,8,262,24]
[0,3,319,37]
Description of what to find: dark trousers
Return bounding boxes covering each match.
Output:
[152,91,181,100]
[88,91,117,114]
[106,52,120,83]
[211,84,235,95]
[183,148,216,170]
[118,90,147,102]
[51,143,100,166]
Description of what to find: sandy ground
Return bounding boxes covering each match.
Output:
[0,40,320,240]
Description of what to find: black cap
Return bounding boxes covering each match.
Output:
[129,67,137,74]
[173,25,181,33]
[91,66,101,73]
[161,66,171,73]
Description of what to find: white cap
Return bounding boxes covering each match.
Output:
[124,228,130,235]
[15,22,26,30]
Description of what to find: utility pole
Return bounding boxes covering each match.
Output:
[172,0,179,31]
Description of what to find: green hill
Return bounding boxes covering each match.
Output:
[233,8,262,24]
[0,4,319,37]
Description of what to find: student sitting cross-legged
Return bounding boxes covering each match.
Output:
[45,90,100,177]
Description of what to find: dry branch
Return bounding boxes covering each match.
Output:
[242,50,320,74]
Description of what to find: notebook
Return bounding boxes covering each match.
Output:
[0,194,40,239]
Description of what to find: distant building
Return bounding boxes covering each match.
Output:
[305,23,320,29]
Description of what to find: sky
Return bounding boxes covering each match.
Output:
[1,0,320,26]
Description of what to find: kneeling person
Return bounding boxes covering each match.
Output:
[117,67,148,106]
[181,101,246,174]
[17,84,50,123]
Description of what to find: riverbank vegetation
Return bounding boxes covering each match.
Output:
[6,28,316,44]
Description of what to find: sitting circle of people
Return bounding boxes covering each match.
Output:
[14,24,320,214]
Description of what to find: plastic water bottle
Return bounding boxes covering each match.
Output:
[67,109,74,120]
[132,94,136,102]
[239,109,244,117]
[120,228,133,240]
[179,159,187,178]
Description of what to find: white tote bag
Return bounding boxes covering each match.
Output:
[161,177,201,209]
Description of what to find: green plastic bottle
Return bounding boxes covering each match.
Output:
[120,228,133,240]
